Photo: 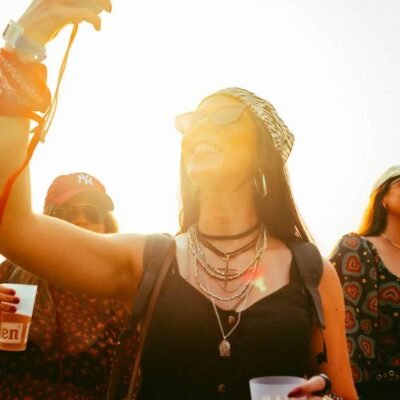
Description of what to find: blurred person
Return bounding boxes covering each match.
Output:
[0,172,131,400]
[330,165,400,400]
[0,1,358,399]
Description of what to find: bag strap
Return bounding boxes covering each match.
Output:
[126,234,176,399]
[106,234,175,400]
[286,241,325,328]
[286,241,327,365]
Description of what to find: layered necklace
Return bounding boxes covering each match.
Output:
[187,223,268,357]
[381,233,400,250]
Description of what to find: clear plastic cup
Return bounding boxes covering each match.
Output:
[0,284,38,351]
[249,376,306,400]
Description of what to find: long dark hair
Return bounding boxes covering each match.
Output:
[358,176,399,236]
[178,111,312,243]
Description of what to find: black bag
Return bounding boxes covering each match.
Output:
[107,237,325,399]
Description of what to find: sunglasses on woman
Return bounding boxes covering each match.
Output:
[50,204,106,224]
[175,104,246,134]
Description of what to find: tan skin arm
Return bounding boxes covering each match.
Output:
[0,120,144,309]
[307,259,358,399]
[0,0,146,309]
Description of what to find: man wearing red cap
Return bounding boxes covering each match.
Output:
[43,172,115,234]
[45,172,114,212]
[0,173,133,399]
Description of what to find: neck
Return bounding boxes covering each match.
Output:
[197,181,259,237]
[383,214,400,244]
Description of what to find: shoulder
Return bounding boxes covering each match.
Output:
[109,233,147,292]
[330,232,368,261]
[320,258,341,287]
[335,232,364,249]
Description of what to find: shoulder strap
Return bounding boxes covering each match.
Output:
[127,234,175,330]
[286,241,325,329]
[126,234,176,399]
[106,234,176,400]
[286,241,327,365]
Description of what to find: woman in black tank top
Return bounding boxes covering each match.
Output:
[0,9,357,399]
[139,259,314,399]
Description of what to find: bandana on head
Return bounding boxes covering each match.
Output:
[207,87,295,162]
[371,165,400,192]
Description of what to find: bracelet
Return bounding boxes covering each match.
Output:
[3,20,46,62]
[0,24,78,229]
[312,373,332,396]
[323,394,344,400]
[0,48,50,118]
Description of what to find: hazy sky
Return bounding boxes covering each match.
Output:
[1,0,399,256]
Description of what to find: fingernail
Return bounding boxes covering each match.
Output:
[8,289,16,295]
[13,298,20,304]
[10,306,17,312]
[288,388,304,398]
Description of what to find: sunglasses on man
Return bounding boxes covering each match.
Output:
[50,204,106,224]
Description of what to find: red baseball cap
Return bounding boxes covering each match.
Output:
[44,172,114,210]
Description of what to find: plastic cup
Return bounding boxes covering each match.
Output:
[249,376,306,400]
[0,284,38,351]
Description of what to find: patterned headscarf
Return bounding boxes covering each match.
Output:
[205,87,295,162]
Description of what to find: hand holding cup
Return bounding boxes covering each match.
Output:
[0,285,19,313]
[0,284,37,351]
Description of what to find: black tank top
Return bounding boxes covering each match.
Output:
[138,257,313,400]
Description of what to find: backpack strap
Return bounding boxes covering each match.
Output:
[127,234,175,330]
[286,241,327,365]
[106,234,176,400]
[286,241,325,329]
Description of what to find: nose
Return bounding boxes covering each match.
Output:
[69,208,90,227]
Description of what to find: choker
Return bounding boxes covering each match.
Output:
[196,222,260,241]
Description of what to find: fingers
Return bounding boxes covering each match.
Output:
[19,0,112,45]
[0,286,20,313]
[60,6,103,31]
[67,0,112,15]
[288,375,326,398]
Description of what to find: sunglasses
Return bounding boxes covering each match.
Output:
[50,204,106,224]
[175,104,246,134]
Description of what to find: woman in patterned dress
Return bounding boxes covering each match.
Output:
[330,165,400,400]
[0,173,132,399]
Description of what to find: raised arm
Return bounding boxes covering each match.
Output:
[0,1,144,308]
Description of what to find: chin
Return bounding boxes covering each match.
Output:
[186,165,224,188]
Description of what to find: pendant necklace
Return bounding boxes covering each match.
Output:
[187,223,267,357]
[189,226,267,303]
[196,233,259,288]
[200,233,266,357]
[381,233,400,250]
[204,266,256,358]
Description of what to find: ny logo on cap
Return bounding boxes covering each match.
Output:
[77,173,94,186]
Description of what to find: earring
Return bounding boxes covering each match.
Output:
[254,168,268,197]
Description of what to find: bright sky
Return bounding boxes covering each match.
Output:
[1,0,399,257]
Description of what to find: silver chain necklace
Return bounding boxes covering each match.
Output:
[189,226,267,357]
[188,225,266,283]
[381,233,400,250]
[203,260,258,358]
[188,226,267,303]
